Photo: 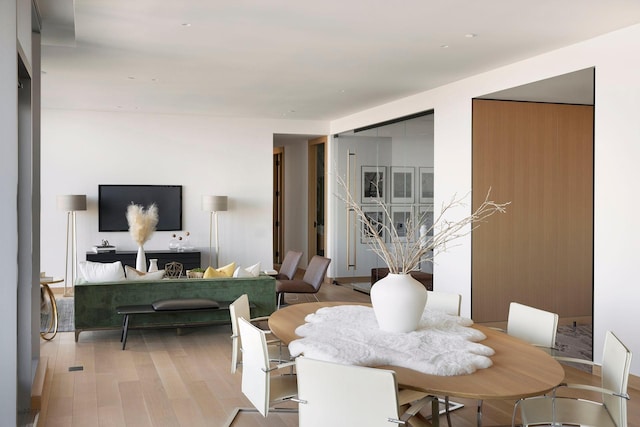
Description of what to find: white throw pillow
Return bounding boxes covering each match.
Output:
[233,266,253,278]
[232,262,261,278]
[78,261,125,283]
[125,265,166,281]
[245,262,261,277]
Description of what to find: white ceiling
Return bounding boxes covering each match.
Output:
[37,0,640,121]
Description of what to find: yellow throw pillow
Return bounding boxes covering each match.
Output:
[203,262,236,278]
[217,262,236,277]
[203,266,224,278]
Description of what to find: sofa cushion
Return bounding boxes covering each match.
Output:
[78,261,125,283]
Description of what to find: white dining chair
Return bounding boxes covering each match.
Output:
[506,302,559,352]
[425,290,464,427]
[426,290,462,316]
[294,356,434,427]
[229,294,290,374]
[224,317,298,426]
[513,330,632,427]
[478,302,560,427]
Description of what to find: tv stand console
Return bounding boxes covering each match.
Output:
[86,250,201,271]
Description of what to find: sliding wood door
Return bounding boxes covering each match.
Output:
[472,99,593,323]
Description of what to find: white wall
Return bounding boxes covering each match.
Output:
[328,24,640,374]
[40,110,328,278]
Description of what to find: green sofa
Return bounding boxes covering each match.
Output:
[74,275,276,341]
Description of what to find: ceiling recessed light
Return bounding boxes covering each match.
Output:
[181,23,191,27]
[127,76,135,80]
[465,33,478,38]
[440,44,449,49]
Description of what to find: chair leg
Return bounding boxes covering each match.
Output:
[445,396,452,427]
[121,315,130,350]
[223,407,298,427]
[441,397,464,427]
[277,293,283,309]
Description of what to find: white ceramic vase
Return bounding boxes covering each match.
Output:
[148,258,159,272]
[136,246,147,272]
[370,273,428,333]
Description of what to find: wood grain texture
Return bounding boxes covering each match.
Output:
[472,99,593,322]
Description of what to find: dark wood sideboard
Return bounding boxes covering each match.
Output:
[86,250,201,271]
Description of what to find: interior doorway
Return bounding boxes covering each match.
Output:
[273,133,326,269]
[308,136,327,259]
[273,147,284,264]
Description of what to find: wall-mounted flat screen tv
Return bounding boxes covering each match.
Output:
[99,185,182,232]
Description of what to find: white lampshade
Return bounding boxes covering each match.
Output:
[202,195,228,212]
[57,194,87,212]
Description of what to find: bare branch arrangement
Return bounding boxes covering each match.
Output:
[336,174,510,274]
[126,203,159,246]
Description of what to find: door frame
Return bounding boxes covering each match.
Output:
[273,146,284,264]
[307,136,327,261]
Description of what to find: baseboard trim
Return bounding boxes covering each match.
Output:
[31,356,49,411]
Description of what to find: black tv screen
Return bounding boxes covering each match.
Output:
[99,185,182,232]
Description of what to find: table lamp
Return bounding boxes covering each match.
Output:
[202,195,228,267]
[57,194,87,296]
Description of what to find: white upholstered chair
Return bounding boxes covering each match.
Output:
[426,290,462,316]
[294,356,434,427]
[477,302,559,426]
[229,294,290,373]
[425,290,463,426]
[506,302,559,352]
[513,330,632,427]
[224,317,298,426]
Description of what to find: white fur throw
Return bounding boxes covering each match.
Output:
[289,305,494,376]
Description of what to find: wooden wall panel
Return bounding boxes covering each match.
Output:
[472,99,593,323]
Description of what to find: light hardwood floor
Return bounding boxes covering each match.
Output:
[38,282,639,427]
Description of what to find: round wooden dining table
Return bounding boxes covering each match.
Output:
[268,301,565,424]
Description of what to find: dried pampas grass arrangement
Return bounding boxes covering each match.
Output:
[126,203,159,246]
